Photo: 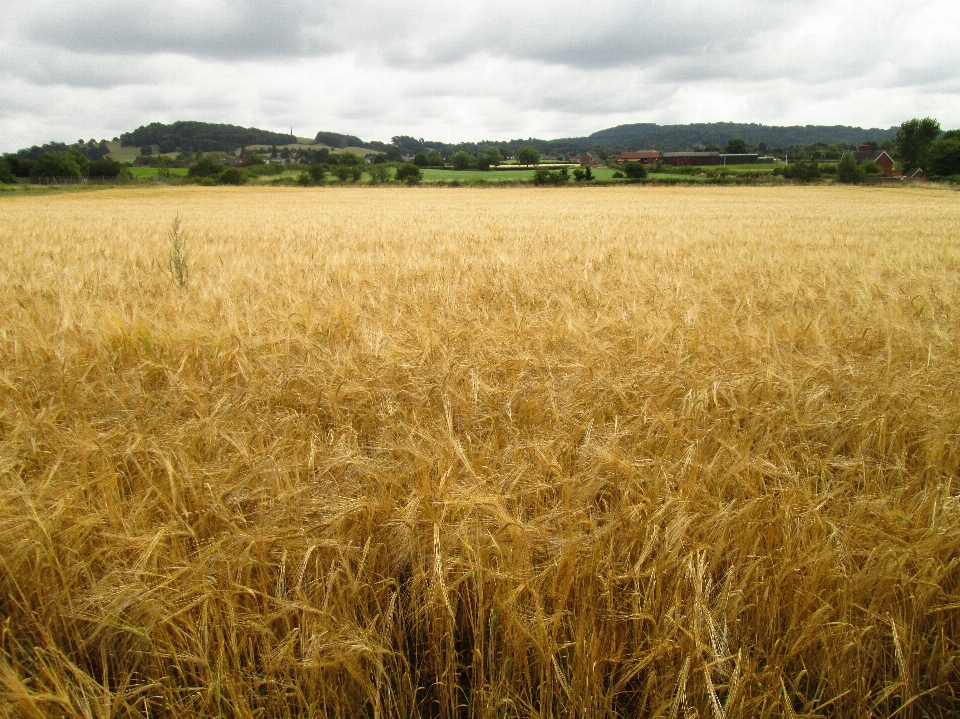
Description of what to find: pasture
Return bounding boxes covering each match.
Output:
[1,186,958,718]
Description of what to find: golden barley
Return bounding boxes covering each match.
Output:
[1,185,958,718]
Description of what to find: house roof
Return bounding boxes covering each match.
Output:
[851,150,893,163]
[662,151,721,157]
[618,151,659,159]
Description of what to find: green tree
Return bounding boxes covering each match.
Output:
[349,166,363,182]
[140,145,154,156]
[218,168,246,185]
[188,156,225,178]
[369,164,392,184]
[87,159,122,178]
[926,138,960,177]
[836,153,865,183]
[725,138,749,154]
[413,153,430,167]
[0,158,16,184]
[783,160,821,181]
[895,117,941,171]
[308,164,327,183]
[622,161,647,179]
[483,148,503,166]
[29,151,84,180]
[516,146,540,167]
[395,163,422,185]
[451,151,474,170]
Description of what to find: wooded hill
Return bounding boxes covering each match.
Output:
[579,122,897,153]
[120,122,297,153]
[17,119,900,159]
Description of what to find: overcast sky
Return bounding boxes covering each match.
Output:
[2,0,958,152]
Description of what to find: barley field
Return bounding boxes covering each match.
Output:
[1,186,959,718]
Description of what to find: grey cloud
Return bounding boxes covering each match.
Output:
[1,0,959,153]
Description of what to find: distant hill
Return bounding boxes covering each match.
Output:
[119,121,298,154]
[357,123,902,158]
[11,119,904,161]
[314,131,366,149]
[580,122,898,152]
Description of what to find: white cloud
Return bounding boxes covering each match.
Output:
[1,0,958,151]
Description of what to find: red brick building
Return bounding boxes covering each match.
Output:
[851,143,895,176]
[615,150,659,165]
[580,152,601,167]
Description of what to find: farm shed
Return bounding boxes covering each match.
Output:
[615,150,659,165]
[662,152,721,166]
[580,152,601,167]
[851,143,895,176]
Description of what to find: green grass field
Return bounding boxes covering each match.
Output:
[420,167,620,182]
[126,167,190,179]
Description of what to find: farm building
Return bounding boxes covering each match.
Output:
[615,150,659,165]
[851,143,895,176]
[580,152,601,167]
[661,152,721,166]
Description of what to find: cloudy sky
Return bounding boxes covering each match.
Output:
[1,0,958,152]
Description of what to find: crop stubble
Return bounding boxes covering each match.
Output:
[1,186,959,717]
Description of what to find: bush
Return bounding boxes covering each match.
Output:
[861,160,883,176]
[926,138,960,178]
[413,153,429,167]
[612,170,625,179]
[335,166,351,182]
[296,171,312,186]
[622,162,648,179]
[247,163,284,177]
[836,153,866,184]
[87,159,122,178]
[349,166,363,182]
[29,151,84,180]
[308,164,327,183]
[368,164,392,184]
[140,145,153,156]
[218,168,246,185]
[327,152,362,167]
[782,160,821,182]
[0,159,19,184]
[532,168,566,186]
[395,163,422,185]
[188,157,225,178]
